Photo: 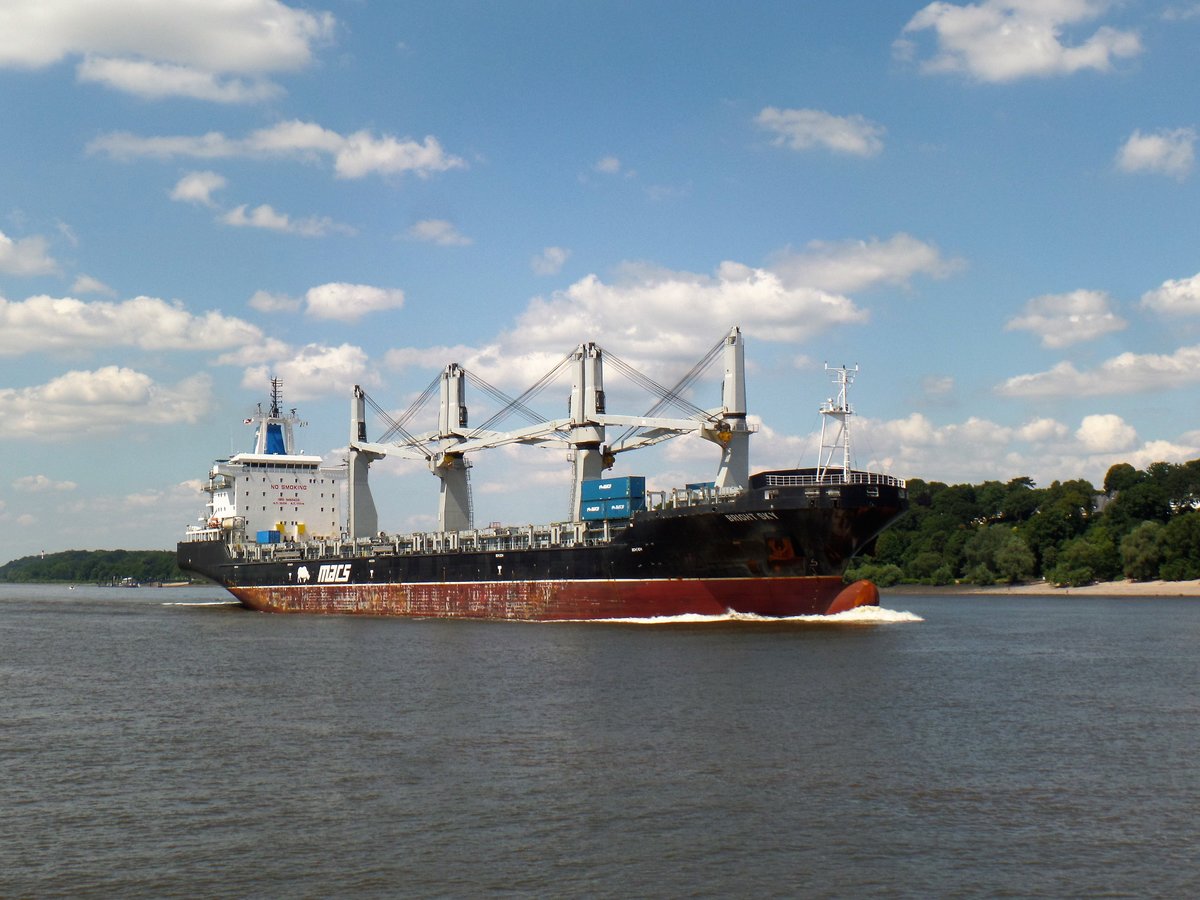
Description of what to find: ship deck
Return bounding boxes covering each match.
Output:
[182,469,907,570]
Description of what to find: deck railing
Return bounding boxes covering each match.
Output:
[762,471,906,488]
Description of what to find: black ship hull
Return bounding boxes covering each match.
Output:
[178,471,907,620]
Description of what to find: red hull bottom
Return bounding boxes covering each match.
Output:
[229,577,880,620]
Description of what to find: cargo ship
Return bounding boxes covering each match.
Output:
[177,328,907,619]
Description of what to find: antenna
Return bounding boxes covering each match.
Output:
[816,364,857,483]
[269,378,283,418]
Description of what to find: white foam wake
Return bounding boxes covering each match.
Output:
[575,606,923,625]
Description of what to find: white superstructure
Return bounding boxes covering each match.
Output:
[199,380,344,541]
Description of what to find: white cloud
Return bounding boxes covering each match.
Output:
[77,56,283,103]
[383,343,485,372]
[1017,417,1070,442]
[383,342,571,396]
[247,282,407,320]
[851,410,1195,488]
[131,479,204,508]
[213,337,293,367]
[0,231,58,276]
[510,263,867,366]
[88,120,466,180]
[1005,289,1127,347]
[221,203,354,237]
[304,283,405,321]
[241,343,375,400]
[170,170,227,206]
[248,290,302,313]
[70,274,116,296]
[1076,413,1137,452]
[335,132,464,179]
[385,256,879,391]
[898,0,1142,82]
[0,294,263,355]
[12,474,77,493]
[223,203,290,230]
[755,107,885,157]
[56,220,79,247]
[405,219,472,246]
[595,156,623,175]
[0,368,212,439]
[1141,272,1200,315]
[997,344,1200,398]
[769,233,961,293]
[922,375,956,397]
[532,246,570,276]
[0,0,334,102]
[0,0,332,71]
[1116,128,1196,179]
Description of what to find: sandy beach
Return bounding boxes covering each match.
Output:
[890,579,1200,598]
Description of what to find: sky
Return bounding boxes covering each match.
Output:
[3,0,1200,561]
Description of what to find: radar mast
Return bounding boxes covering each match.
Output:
[817,364,858,484]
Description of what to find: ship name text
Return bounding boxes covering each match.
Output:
[318,563,352,583]
[724,511,779,522]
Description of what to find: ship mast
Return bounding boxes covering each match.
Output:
[348,385,382,538]
[712,326,749,491]
[252,377,304,456]
[269,378,282,418]
[433,363,473,532]
[816,364,857,484]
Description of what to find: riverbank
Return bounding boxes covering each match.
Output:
[888,579,1200,597]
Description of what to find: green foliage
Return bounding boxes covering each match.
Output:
[1101,481,1171,537]
[848,455,1200,587]
[872,529,909,566]
[1158,511,1200,581]
[966,563,996,586]
[1103,462,1141,494]
[928,564,956,586]
[904,550,946,582]
[961,524,1035,582]
[844,561,904,587]
[1053,528,1121,584]
[1046,562,1095,588]
[0,549,187,584]
[993,534,1037,584]
[1120,521,1164,581]
[999,478,1041,522]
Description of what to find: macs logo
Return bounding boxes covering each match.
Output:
[317,563,352,583]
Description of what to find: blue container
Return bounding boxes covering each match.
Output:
[604,496,646,519]
[581,475,646,501]
[685,481,716,493]
[256,530,282,544]
[580,502,607,521]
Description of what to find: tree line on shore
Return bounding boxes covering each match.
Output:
[0,549,188,584]
[846,458,1200,588]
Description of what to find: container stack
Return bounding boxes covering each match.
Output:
[580,476,647,521]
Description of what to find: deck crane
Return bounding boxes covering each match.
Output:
[348,326,753,537]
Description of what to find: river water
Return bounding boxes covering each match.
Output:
[2,584,1196,897]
